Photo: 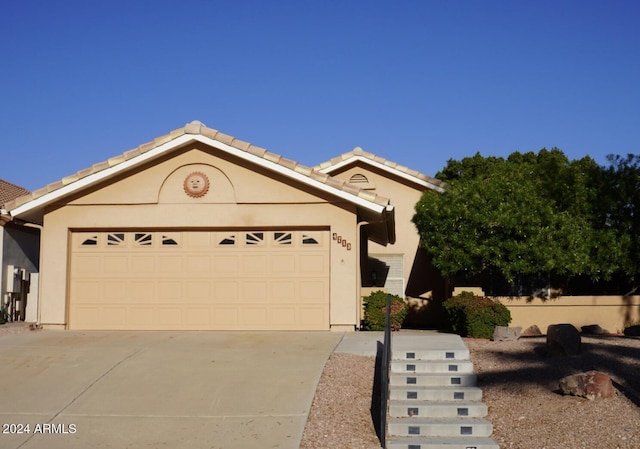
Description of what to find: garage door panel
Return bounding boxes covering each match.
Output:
[74,256,102,275]
[241,307,268,327]
[131,281,155,301]
[72,307,100,327]
[157,308,183,326]
[270,307,295,326]
[187,256,211,274]
[158,256,183,273]
[299,254,328,273]
[131,256,155,274]
[271,281,295,302]
[212,308,239,326]
[214,281,239,301]
[128,307,155,327]
[183,308,211,326]
[73,281,101,303]
[185,232,213,249]
[242,255,267,275]
[298,307,328,328]
[70,230,330,330]
[158,282,182,301]
[214,255,239,275]
[101,307,127,326]
[271,255,296,273]
[241,282,268,301]
[104,256,128,274]
[186,281,211,299]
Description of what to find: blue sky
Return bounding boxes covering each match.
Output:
[1,1,639,191]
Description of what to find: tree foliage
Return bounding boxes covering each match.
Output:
[413,149,633,292]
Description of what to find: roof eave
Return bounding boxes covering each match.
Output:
[9,134,389,220]
[319,155,445,192]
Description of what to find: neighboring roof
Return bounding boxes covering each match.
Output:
[315,147,445,193]
[0,179,30,207]
[4,122,394,242]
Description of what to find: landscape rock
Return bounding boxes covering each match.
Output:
[493,326,522,341]
[581,324,609,335]
[559,371,614,400]
[623,325,640,337]
[547,324,581,357]
[521,325,542,336]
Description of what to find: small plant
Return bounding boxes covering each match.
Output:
[361,290,408,331]
[443,291,511,339]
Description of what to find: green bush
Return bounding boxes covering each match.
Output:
[443,291,511,338]
[361,290,408,331]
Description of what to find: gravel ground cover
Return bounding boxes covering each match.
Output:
[302,334,640,449]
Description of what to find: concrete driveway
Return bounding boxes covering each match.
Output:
[0,330,342,449]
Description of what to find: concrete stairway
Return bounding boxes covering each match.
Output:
[386,333,499,449]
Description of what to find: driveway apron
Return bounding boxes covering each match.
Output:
[0,330,342,449]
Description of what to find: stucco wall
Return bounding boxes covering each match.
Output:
[39,146,361,329]
[498,295,640,334]
[327,163,438,299]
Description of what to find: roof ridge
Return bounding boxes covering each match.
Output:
[314,147,444,189]
[4,121,392,213]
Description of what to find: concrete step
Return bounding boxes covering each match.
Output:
[388,417,493,438]
[389,400,488,418]
[386,436,500,449]
[392,348,471,362]
[390,386,484,402]
[391,360,475,374]
[390,372,478,387]
[391,333,470,362]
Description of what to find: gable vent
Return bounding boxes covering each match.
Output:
[349,173,369,184]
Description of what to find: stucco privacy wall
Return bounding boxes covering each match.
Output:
[498,295,640,334]
[38,146,360,328]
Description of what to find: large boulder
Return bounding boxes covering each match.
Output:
[547,324,581,356]
[581,324,609,335]
[624,325,640,336]
[521,325,543,337]
[493,326,522,341]
[559,371,614,400]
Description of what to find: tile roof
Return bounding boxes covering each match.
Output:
[315,147,445,191]
[0,179,30,207]
[4,121,393,213]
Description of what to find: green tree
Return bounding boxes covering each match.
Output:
[413,150,609,292]
[600,154,640,290]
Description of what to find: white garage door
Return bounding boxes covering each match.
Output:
[69,230,330,330]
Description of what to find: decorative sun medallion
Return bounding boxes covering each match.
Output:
[183,172,210,198]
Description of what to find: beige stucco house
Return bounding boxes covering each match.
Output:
[4,121,398,331]
[315,149,448,325]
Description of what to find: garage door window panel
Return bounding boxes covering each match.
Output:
[107,233,126,246]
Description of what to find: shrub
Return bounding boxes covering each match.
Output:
[361,290,408,331]
[443,291,511,338]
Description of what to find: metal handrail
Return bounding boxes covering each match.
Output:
[380,293,392,448]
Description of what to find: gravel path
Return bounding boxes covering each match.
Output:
[302,334,640,449]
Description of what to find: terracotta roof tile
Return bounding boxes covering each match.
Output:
[4,121,393,213]
[247,145,267,158]
[214,132,235,146]
[231,139,252,152]
[315,147,444,190]
[262,152,282,164]
[200,126,219,140]
[0,179,30,207]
